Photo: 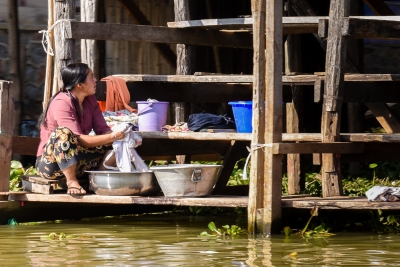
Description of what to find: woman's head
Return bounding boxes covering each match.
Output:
[61,63,90,91]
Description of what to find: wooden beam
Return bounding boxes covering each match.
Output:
[285,1,304,195]
[248,0,266,235]
[118,0,176,68]
[0,81,13,192]
[272,142,364,154]
[81,0,99,76]
[363,0,395,16]
[343,17,400,40]
[212,141,248,195]
[54,0,76,89]
[8,0,22,136]
[365,103,400,133]
[9,194,249,207]
[67,21,253,49]
[262,0,283,235]
[321,0,350,197]
[167,16,324,34]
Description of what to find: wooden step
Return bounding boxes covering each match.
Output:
[21,175,66,195]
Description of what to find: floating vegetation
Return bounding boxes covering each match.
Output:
[10,160,37,191]
[199,221,247,238]
[42,232,95,241]
[7,218,18,226]
[283,206,335,238]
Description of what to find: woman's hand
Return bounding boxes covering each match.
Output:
[111,130,126,141]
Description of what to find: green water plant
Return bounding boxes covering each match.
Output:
[7,218,18,226]
[43,232,95,241]
[295,206,334,237]
[199,221,246,238]
[10,160,37,191]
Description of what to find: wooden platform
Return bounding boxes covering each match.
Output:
[7,194,400,210]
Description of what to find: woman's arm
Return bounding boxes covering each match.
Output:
[77,130,126,148]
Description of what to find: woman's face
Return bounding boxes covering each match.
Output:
[80,69,97,96]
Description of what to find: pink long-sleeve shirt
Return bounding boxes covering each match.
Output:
[37,92,111,156]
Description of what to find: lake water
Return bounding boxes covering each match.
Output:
[1,213,400,266]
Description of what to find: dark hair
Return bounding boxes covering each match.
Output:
[62,63,89,91]
[38,63,90,127]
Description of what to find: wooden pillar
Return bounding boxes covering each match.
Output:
[248,0,283,235]
[263,0,283,235]
[43,0,54,109]
[285,0,304,195]
[0,81,13,192]
[174,0,191,118]
[81,0,99,78]
[54,0,76,90]
[8,0,21,135]
[248,0,266,235]
[321,0,350,197]
[346,0,364,175]
[174,0,191,164]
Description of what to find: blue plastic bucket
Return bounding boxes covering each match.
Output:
[136,101,169,131]
[228,101,252,133]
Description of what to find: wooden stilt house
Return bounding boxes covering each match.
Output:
[1,0,400,234]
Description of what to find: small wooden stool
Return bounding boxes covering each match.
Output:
[22,175,66,195]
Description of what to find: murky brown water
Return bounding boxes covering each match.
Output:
[1,214,400,266]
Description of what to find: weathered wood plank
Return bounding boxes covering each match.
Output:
[321,0,350,197]
[0,81,13,192]
[248,0,266,235]
[174,0,191,163]
[282,197,400,210]
[54,0,76,89]
[167,16,324,34]
[101,73,400,83]
[81,0,99,76]
[272,142,364,154]
[67,21,253,49]
[262,0,283,235]
[8,0,22,136]
[8,194,249,207]
[14,133,400,160]
[365,103,400,133]
[9,194,400,210]
[285,2,304,195]
[343,17,400,40]
[21,180,53,195]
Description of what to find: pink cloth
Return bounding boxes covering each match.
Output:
[37,93,111,156]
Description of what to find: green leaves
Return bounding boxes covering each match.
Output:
[199,221,246,238]
[9,160,37,191]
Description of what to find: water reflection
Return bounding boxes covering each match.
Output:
[0,215,400,266]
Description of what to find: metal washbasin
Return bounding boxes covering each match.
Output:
[86,170,161,196]
[150,164,223,197]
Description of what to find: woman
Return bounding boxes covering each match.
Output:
[36,63,127,196]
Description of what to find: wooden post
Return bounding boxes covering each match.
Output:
[248,0,266,234]
[8,0,21,135]
[263,0,283,234]
[81,0,99,78]
[54,0,76,90]
[321,0,350,197]
[285,0,304,195]
[0,81,13,192]
[174,0,191,164]
[43,0,54,109]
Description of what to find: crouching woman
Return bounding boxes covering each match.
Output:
[36,63,126,196]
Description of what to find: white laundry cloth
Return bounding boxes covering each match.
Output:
[366,185,400,202]
[103,123,148,172]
